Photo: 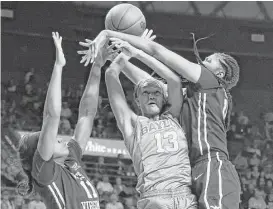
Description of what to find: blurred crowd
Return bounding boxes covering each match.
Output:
[228,111,273,209]
[1,68,131,138]
[2,68,273,209]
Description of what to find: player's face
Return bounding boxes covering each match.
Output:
[202,54,225,78]
[137,85,164,117]
[53,138,69,158]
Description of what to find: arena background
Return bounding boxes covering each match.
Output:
[1,1,273,209]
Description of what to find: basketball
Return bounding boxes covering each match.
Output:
[105,3,146,36]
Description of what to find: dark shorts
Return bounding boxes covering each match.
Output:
[191,152,241,209]
[138,187,197,209]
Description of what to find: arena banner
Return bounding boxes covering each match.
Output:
[16,131,131,159]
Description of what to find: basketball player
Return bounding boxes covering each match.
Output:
[104,43,197,208]
[18,32,115,209]
[78,29,241,209]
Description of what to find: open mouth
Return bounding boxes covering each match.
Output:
[148,102,156,105]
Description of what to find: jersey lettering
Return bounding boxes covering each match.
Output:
[155,131,179,153]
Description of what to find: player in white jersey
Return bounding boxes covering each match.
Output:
[104,40,197,209]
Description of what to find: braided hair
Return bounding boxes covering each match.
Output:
[17,132,40,196]
[192,33,240,130]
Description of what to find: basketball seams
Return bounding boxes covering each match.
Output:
[116,5,133,29]
[119,15,145,35]
[110,11,117,31]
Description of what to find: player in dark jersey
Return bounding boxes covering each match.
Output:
[18,32,116,209]
[78,29,241,209]
[104,40,197,209]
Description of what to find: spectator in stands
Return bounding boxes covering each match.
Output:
[264,112,273,141]
[249,153,261,167]
[28,193,46,209]
[116,154,126,176]
[95,156,106,174]
[233,151,249,172]
[105,193,124,209]
[248,188,267,209]
[267,191,273,209]
[265,179,273,195]
[251,166,260,179]
[236,111,249,135]
[24,68,35,84]
[113,177,126,195]
[91,129,98,137]
[61,101,72,119]
[7,79,17,94]
[32,88,44,114]
[96,175,114,195]
[59,116,73,135]
[242,183,255,206]
[76,84,84,100]
[125,165,135,177]
[12,195,25,209]
[1,190,14,209]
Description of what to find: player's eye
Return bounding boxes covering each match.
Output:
[143,91,148,95]
[155,91,161,96]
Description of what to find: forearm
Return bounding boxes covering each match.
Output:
[135,50,180,83]
[43,63,63,117]
[103,30,160,57]
[79,62,102,117]
[123,62,151,85]
[103,30,201,83]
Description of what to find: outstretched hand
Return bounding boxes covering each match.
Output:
[52,32,66,67]
[78,31,108,66]
[109,38,139,58]
[77,41,118,67]
[141,29,156,41]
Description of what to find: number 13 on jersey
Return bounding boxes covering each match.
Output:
[155,131,179,153]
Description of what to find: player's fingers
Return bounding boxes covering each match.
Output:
[147,29,153,38]
[77,50,89,55]
[56,32,59,39]
[79,41,91,47]
[142,29,149,38]
[80,55,87,63]
[60,36,62,44]
[107,44,116,50]
[85,55,91,66]
[150,35,156,41]
[85,39,93,43]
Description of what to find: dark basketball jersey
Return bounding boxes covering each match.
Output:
[125,114,191,194]
[31,140,99,209]
[181,66,229,164]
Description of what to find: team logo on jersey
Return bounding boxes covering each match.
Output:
[71,162,81,171]
[141,119,177,136]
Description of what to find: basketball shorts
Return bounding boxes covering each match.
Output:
[191,152,241,209]
[137,187,197,209]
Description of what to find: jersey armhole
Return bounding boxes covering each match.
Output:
[32,150,60,186]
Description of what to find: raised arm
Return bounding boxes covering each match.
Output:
[113,39,182,118]
[74,44,115,151]
[79,30,201,83]
[37,32,65,161]
[105,53,137,139]
[122,62,151,85]
[120,29,155,85]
